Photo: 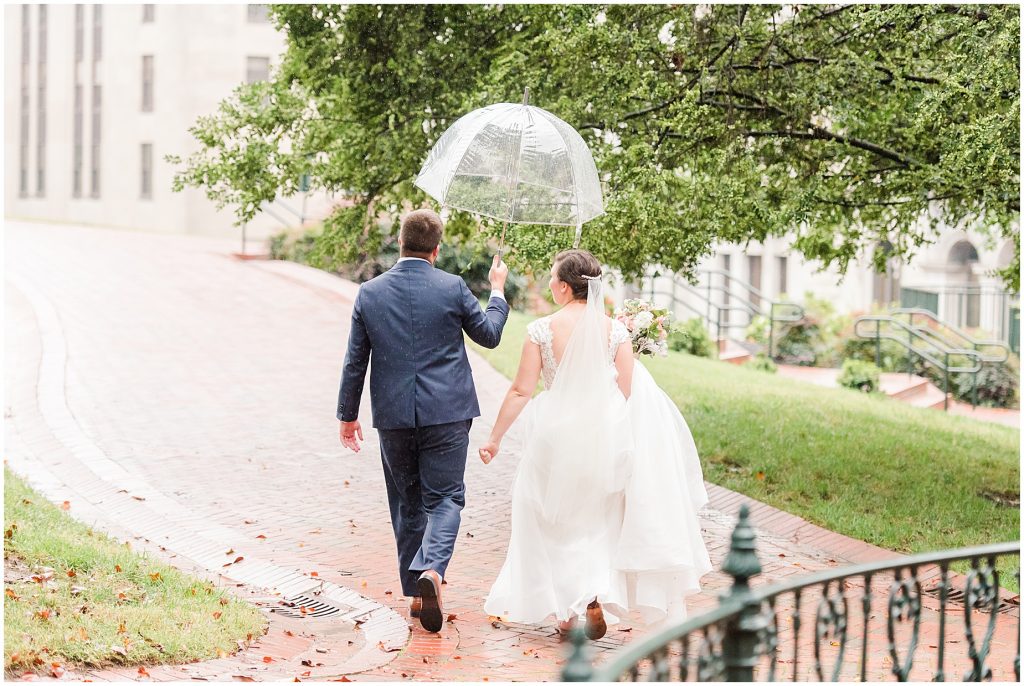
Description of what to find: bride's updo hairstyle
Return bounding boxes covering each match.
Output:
[553,249,602,301]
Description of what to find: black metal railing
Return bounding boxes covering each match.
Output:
[645,269,804,359]
[563,505,1020,682]
[852,315,987,410]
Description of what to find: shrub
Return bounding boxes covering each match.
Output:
[953,360,1020,408]
[838,358,882,393]
[745,354,777,374]
[771,292,847,366]
[669,318,716,358]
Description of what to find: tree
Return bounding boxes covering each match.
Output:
[171,4,1020,290]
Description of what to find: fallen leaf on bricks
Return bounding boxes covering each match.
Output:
[446,614,457,622]
[61,501,70,510]
[138,666,150,678]
[132,495,146,501]
[231,677,256,682]
[256,534,267,540]
[332,678,351,683]
[262,656,274,664]
[618,627,632,632]
[310,571,319,577]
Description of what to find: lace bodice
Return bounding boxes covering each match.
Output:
[527,316,631,389]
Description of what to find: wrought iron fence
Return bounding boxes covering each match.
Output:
[563,505,1020,682]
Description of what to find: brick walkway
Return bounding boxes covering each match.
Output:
[4,221,1018,682]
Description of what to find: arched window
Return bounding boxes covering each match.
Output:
[948,240,980,328]
[872,241,900,307]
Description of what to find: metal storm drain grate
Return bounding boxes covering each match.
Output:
[271,594,345,619]
[922,585,1019,615]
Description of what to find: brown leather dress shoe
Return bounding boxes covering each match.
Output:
[409,597,422,618]
[584,600,607,640]
[416,570,444,633]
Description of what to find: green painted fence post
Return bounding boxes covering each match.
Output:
[562,627,594,681]
[721,504,767,682]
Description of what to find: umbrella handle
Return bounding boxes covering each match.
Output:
[572,224,583,249]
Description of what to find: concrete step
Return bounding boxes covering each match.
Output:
[879,372,932,400]
[903,383,949,409]
[717,338,752,365]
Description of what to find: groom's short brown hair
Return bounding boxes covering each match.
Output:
[400,209,443,255]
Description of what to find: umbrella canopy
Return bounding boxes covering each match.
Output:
[414,91,604,244]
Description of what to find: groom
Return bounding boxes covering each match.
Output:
[337,208,509,632]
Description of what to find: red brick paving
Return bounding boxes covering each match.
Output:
[4,221,1019,682]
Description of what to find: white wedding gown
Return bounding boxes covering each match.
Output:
[485,281,712,627]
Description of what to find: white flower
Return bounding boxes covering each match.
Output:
[635,311,655,329]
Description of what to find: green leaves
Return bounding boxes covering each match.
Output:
[171,4,1019,290]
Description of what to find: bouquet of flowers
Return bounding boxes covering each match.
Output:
[614,298,672,357]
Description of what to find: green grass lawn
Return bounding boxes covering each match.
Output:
[469,309,1020,569]
[4,468,267,677]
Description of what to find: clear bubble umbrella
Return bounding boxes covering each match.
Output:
[414,88,604,252]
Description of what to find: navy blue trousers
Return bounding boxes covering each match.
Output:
[377,419,471,597]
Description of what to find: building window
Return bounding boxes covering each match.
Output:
[246,56,270,83]
[74,5,83,61]
[73,85,83,197]
[777,256,788,296]
[90,84,101,197]
[36,4,47,197]
[721,253,731,327]
[141,56,154,111]
[247,4,269,22]
[19,5,30,197]
[142,4,155,22]
[140,143,153,199]
[92,5,102,61]
[747,255,762,308]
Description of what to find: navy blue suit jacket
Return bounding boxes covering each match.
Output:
[336,259,510,430]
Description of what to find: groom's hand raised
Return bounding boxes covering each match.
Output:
[488,254,509,292]
[339,420,363,453]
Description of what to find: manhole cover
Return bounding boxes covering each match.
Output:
[272,593,345,619]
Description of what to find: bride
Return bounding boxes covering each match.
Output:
[479,249,712,640]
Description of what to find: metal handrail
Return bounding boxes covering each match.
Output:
[854,315,986,409]
[891,308,1011,363]
[646,269,804,359]
[566,506,1021,683]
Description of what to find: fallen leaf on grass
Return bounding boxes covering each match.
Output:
[213,611,223,620]
[111,645,128,656]
[118,622,127,634]
[115,564,122,573]
[5,589,20,601]
[21,498,32,505]
[66,569,77,578]
[35,609,52,620]
[755,471,766,481]
[148,572,162,582]
[220,598,229,606]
